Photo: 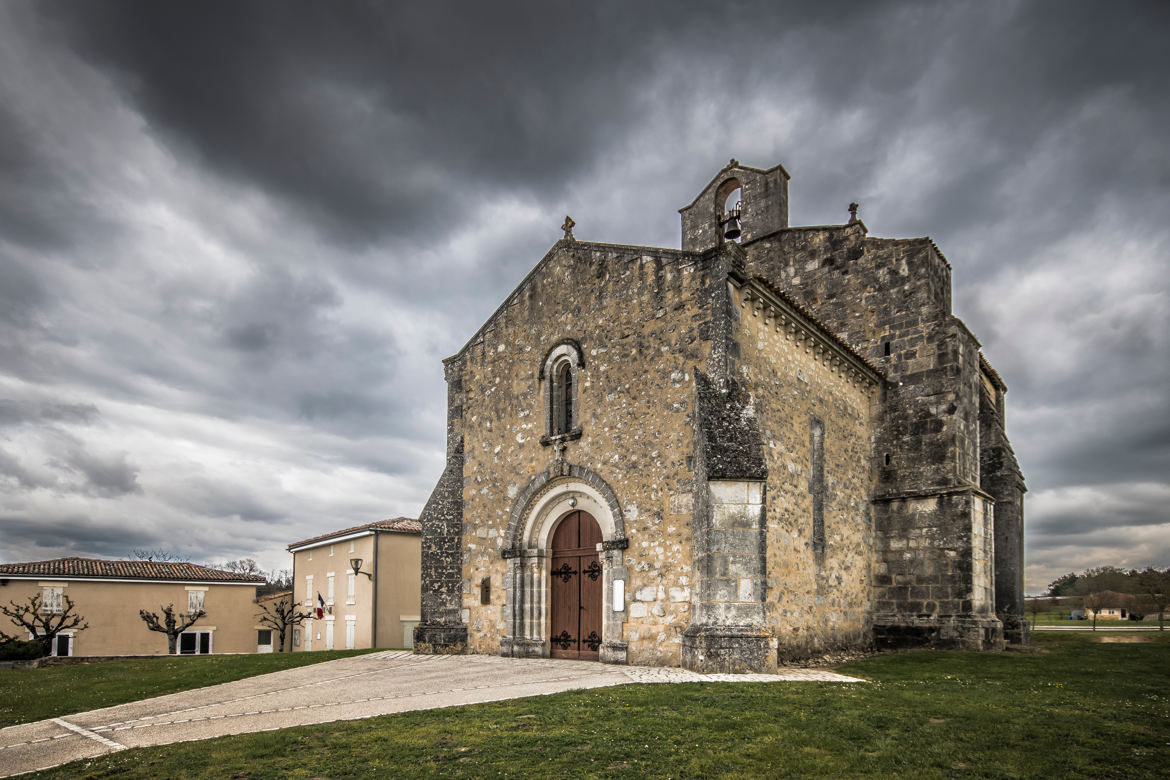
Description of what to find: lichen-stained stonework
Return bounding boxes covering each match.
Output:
[450,243,711,667]
[731,278,879,659]
[415,158,1027,670]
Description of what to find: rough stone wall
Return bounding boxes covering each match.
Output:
[681,161,789,252]
[744,227,965,492]
[742,223,1006,648]
[729,277,879,659]
[980,380,1028,642]
[450,241,712,667]
[414,359,468,654]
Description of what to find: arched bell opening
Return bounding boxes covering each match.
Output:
[716,178,743,242]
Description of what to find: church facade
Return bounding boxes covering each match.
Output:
[414,160,1026,672]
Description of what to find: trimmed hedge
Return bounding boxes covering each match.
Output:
[0,638,44,661]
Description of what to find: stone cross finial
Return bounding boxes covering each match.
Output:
[848,202,859,224]
[561,215,576,242]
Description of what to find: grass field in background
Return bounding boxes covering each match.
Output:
[0,649,378,728]
[1026,607,1166,627]
[22,632,1170,779]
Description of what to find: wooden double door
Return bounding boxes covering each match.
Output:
[549,510,603,660]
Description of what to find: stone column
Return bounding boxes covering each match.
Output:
[682,478,774,673]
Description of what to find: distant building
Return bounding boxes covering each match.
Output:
[0,557,265,656]
[287,518,421,651]
[414,158,1026,672]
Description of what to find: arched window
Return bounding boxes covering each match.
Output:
[552,359,574,435]
[541,340,584,443]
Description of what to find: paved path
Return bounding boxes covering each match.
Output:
[1032,625,1165,631]
[0,651,864,777]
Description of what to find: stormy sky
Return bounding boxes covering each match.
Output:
[0,1,1166,593]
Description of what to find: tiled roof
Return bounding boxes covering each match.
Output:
[0,557,267,583]
[979,353,1007,391]
[287,517,421,550]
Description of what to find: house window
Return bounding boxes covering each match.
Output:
[179,630,213,655]
[329,544,335,557]
[325,617,335,650]
[187,590,206,614]
[257,629,273,645]
[32,632,73,657]
[305,575,313,605]
[41,586,64,614]
[52,633,73,657]
[541,340,585,441]
[345,616,356,650]
[347,573,356,604]
[327,573,335,605]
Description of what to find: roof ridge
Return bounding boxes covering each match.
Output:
[287,517,421,550]
[0,557,266,583]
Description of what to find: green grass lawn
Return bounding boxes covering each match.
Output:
[1027,607,1166,627]
[20,633,1170,779]
[0,649,378,728]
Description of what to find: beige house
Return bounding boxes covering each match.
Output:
[287,518,421,651]
[0,557,266,656]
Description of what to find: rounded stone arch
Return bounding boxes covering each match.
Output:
[538,338,585,380]
[504,465,625,552]
[500,465,629,664]
[714,177,742,219]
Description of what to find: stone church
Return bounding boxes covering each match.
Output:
[414,159,1026,672]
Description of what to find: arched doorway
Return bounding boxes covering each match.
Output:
[549,510,603,660]
[501,469,628,664]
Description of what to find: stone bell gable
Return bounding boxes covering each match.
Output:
[415,157,1026,670]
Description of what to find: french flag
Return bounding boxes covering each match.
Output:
[316,592,325,619]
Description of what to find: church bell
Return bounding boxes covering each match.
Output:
[723,203,742,240]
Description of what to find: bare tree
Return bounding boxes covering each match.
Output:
[1026,596,1049,627]
[256,593,312,652]
[1080,591,1128,631]
[214,558,267,577]
[132,548,183,562]
[0,594,89,656]
[139,604,206,654]
[1136,567,1170,631]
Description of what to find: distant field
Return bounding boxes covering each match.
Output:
[24,632,1170,779]
[0,649,379,728]
[1027,607,1164,627]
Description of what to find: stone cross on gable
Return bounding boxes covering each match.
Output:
[561,215,576,242]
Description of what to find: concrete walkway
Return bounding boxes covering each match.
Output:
[0,651,865,777]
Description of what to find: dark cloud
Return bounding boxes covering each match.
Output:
[0,400,100,428]
[40,1,666,247]
[47,438,142,498]
[0,447,54,490]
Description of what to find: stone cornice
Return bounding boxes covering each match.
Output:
[729,272,883,390]
[872,483,996,503]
